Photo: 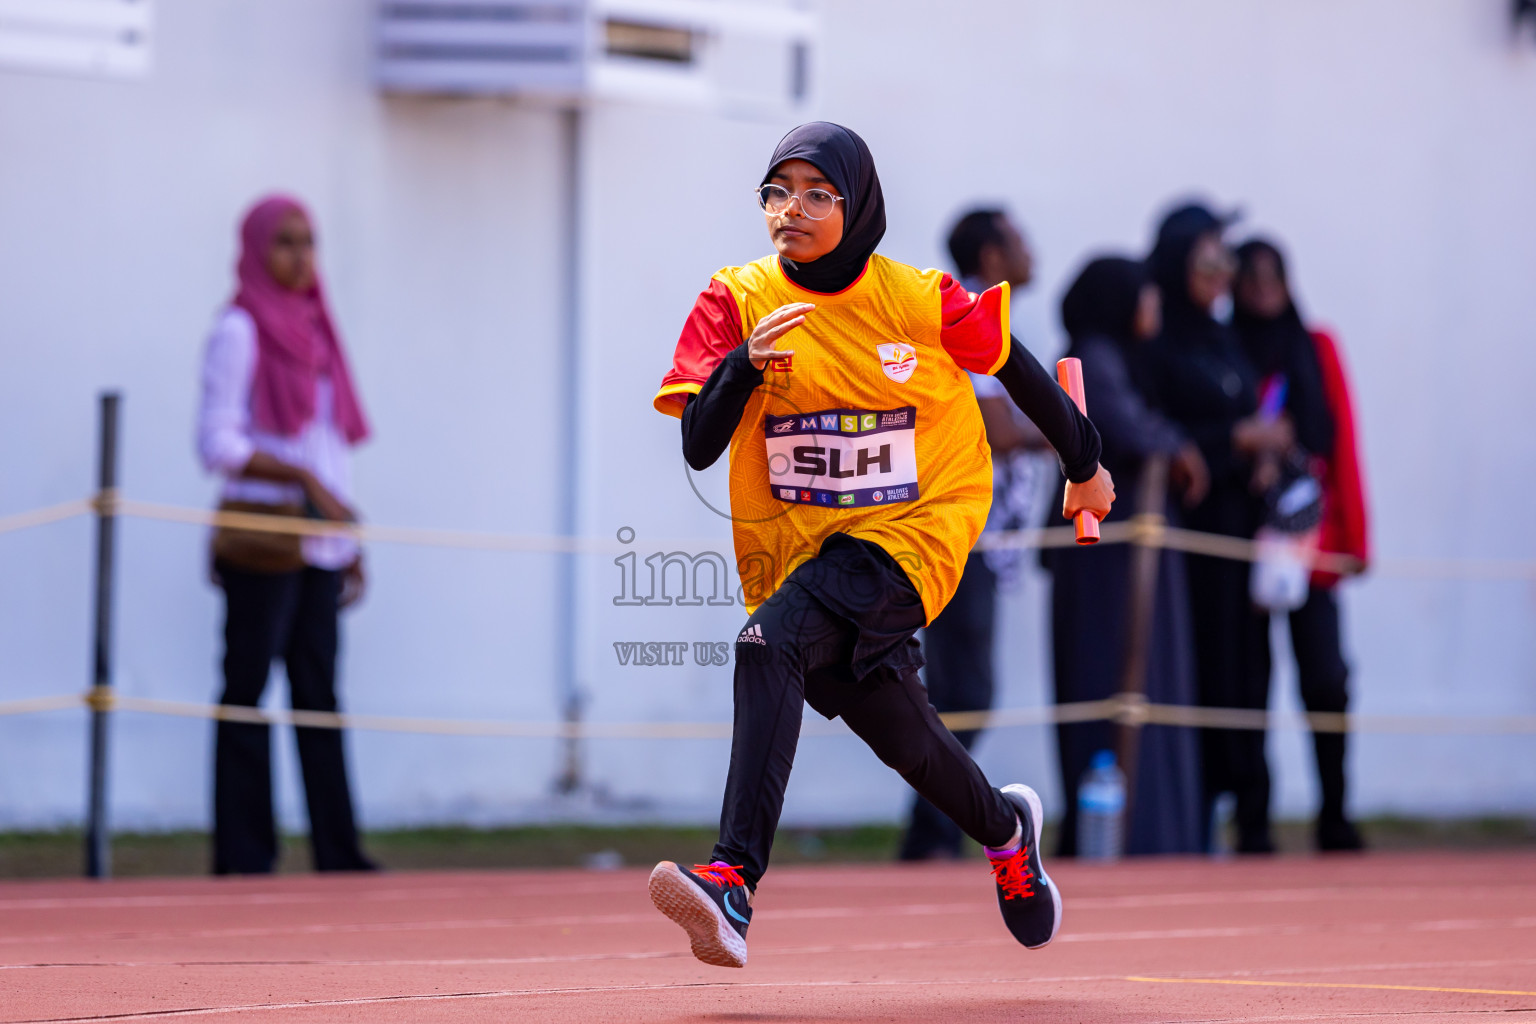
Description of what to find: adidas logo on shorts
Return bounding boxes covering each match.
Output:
[736,623,766,645]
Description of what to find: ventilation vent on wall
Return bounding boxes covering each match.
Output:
[0,0,152,79]
[377,0,816,115]
[604,19,693,63]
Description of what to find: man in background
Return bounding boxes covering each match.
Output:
[899,209,1047,860]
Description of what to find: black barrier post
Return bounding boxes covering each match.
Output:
[1112,454,1169,844]
[552,104,585,796]
[85,392,120,879]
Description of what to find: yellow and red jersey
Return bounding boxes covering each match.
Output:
[655,253,1010,623]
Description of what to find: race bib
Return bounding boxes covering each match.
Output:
[763,407,919,508]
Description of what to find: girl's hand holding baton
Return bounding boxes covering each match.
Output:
[1058,357,1115,543]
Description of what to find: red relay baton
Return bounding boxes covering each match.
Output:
[1055,357,1101,545]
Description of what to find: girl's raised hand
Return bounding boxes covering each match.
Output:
[748,302,815,369]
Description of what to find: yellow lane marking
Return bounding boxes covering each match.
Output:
[1128,976,1536,997]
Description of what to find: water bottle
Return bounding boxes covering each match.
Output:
[1209,792,1237,858]
[1077,750,1126,862]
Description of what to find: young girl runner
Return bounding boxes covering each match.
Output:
[649,123,1115,968]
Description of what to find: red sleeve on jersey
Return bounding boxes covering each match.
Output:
[654,278,746,418]
[937,274,1010,375]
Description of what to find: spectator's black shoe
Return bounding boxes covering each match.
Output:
[1237,836,1278,855]
[316,854,380,873]
[648,861,752,968]
[988,784,1062,949]
[1317,816,1365,852]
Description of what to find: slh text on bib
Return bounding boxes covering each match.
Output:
[763,407,919,508]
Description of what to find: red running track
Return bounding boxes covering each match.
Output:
[2,851,1535,1022]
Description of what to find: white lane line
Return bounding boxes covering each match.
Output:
[13,960,1536,1022]
[8,930,1536,974]
[1144,1012,1533,1023]
[0,975,1144,1023]
[6,909,1536,951]
[0,936,996,971]
[1066,884,1536,910]
[0,882,640,912]
[0,902,990,946]
[15,970,1536,1024]
[9,880,1534,913]
[12,884,1536,951]
[8,948,1536,975]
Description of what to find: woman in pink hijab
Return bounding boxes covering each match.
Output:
[197,195,375,874]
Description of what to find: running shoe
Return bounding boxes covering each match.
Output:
[988,783,1063,949]
[648,860,752,968]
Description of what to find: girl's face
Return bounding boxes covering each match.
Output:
[1185,232,1234,313]
[265,209,317,292]
[1235,250,1290,319]
[1134,284,1162,340]
[763,159,844,264]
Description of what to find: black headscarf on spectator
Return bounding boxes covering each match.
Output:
[1232,237,1335,457]
[1232,237,1311,377]
[1147,202,1228,339]
[763,122,886,294]
[1061,256,1149,349]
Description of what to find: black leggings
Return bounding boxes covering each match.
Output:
[900,553,997,860]
[710,579,1018,888]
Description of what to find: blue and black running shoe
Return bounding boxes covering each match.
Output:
[988,783,1063,949]
[648,860,752,968]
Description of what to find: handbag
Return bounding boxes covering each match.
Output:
[211,500,307,574]
[1250,454,1324,612]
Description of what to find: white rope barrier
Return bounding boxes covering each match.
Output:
[113,499,633,555]
[2,690,1532,737]
[0,694,93,718]
[3,498,1532,739]
[3,492,1532,578]
[0,499,93,537]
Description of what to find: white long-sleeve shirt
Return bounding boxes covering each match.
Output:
[197,306,359,570]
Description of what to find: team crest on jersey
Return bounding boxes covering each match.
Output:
[876,342,917,383]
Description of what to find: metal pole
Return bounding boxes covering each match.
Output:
[1112,454,1169,840]
[553,104,584,796]
[85,391,121,879]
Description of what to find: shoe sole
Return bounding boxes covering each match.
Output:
[1001,783,1063,949]
[648,861,747,968]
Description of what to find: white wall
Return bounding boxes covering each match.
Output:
[0,0,572,829]
[1,0,1533,833]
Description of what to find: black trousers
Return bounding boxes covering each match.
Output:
[900,553,997,860]
[213,563,370,874]
[710,578,1018,888]
[1287,585,1352,827]
[1187,552,1274,853]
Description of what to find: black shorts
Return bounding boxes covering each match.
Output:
[764,532,927,718]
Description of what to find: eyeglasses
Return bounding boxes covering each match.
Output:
[755,184,844,220]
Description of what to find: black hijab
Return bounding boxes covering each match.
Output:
[1142,201,1258,441]
[1232,237,1335,457]
[1061,256,1149,349]
[1232,237,1310,377]
[1147,201,1228,337]
[763,122,885,294]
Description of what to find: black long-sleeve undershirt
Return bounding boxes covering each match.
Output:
[681,342,764,471]
[993,336,1101,483]
[680,337,1101,483]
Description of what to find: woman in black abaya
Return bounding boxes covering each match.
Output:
[1143,204,1294,854]
[1044,257,1205,856]
[1233,237,1363,852]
